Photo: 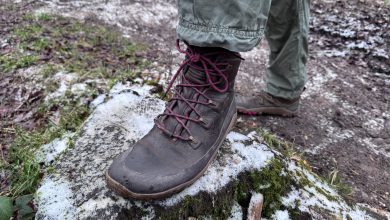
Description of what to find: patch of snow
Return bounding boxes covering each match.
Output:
[317,49,349,57]
[36,133,73,165]
[88,85,160,139]
[109,82,153,97]
[227,202,243,220]
[362,118,384,137]
[45,71,77,101]
[321,91,339,103]
[301,65,337,99]
[0,38,9,48]
[89,94,106,109]
[282,162,375,220]
[271,210,290,220]
[360,138,390,158]
[36,0,178,33]
[35,177,77,219]
[70,83,87,93]
[357,203,390,219]
[161,132,274,206]
[226,131,250,142]
[339,29,356,38]
[372,48,389,59]
[347,41,370,50]
[77,196,131,218]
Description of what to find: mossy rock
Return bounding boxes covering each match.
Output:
[34,84,377,219]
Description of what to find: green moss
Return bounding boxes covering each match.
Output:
[157,187,236,220]
[236,158,292,218]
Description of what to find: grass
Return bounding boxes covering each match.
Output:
[5,99,89,198]
[1,12,150,205]
[2,12,149,78]
[0,54,39,72]
[326,169,353,199]
[258,128,295,157]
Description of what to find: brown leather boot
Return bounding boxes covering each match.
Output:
[236,91,300,117]
[106,41,242,200]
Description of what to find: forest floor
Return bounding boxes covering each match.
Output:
[0,0,389,218]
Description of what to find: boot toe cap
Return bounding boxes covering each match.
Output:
[107,161,190,196]
[106,149,194,196]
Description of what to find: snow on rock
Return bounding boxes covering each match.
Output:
[227,202,243,220]
[35,82,379,219]
[161,132,274,207]
[271,210,290,220]
[34,83,274,219]
[36,133,74,166]
[89,94,106,109]
[35,178,76,219]
[282,162,375,220]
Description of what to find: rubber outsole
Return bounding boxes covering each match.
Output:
[237,106,297,117]
[106,112,238,201]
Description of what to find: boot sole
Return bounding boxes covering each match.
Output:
[237,106,297,117]
[106,106,238,200]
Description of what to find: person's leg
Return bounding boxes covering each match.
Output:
[265,0,310,99]
[236,0,310,116]
[176,0,272,52]
[106,0,272,199]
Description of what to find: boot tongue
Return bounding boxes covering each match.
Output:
[184,65,208,85]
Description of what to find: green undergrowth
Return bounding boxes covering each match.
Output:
[3,97,90,198]
[1,12,149,78]
[258,128,353,207]
[258,129,295,157]
[326,169,353,200]
[1,11,151,218]
[153,158,296,219]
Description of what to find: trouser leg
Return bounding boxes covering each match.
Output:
[176,0,272,52]
[264,0,310,99]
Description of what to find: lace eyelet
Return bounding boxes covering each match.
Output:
[189,136,201,149]
[199,117,211,129]
[208,100,218,108]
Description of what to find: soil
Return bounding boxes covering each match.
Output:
[1,0,389,215]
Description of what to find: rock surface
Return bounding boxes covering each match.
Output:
[35,83,377,219]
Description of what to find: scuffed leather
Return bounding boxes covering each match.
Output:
[107,46,241,195]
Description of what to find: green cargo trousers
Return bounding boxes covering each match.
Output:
[177,0,310,99]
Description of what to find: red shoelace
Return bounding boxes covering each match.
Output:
[155,40,230,142]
